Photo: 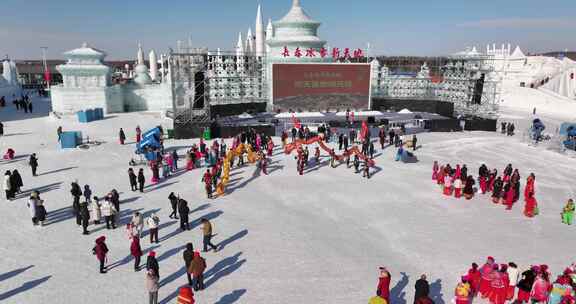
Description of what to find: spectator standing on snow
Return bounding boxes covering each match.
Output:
[183,243,194,286]
[80,201,91,235]
[178,199,190,231]
[119,128,126,145]
[90,196,102,225]
[414,274,430,303]
[131,212,144,238]
[57,126,63,142]
[27,191,39,226]
[93,236,109,274]
[100,197,117,229]
[83,185,92,203]
[146,251,159,279]
[135,126,142,143]
[172,149,179,170]
[146,269,159,304]
[147,213,160,244]
[376,267,391,303]
[168,192,179,219]
[412,134,418,151]
[201,218,218,252]
[131,236,143,271]
[71,182,82,226]
[29,153,38,176]
[137,168,145,193]
[3,171,13,200]
[128,168,137,191]
[10,169,22,194]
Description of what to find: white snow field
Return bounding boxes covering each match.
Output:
[1,92,576,304]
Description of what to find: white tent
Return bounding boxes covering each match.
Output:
[275,112,325,118]
[398,108,413,114]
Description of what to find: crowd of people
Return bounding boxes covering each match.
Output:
[432,162,542,217]
[370,259,576,304]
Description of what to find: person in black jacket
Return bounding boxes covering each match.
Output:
[168,192,179,219]
[137,169,145,193]
[128,168,137,191]
[28,153,38,176]
[110,189,120,216]
[11,169,23,193]
[183,243,194,285]
[491,177,503,204]
[70,182,82,226]
[146,251,159,279]
[178,199,190,231]
[463,176,475,200]
[80,202,91,235]
[517,268,536,301]
[9,171,19,197]
[414,274,430,304]
[461,165,468,180]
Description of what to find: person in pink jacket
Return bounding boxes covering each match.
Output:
[530,272,551,304]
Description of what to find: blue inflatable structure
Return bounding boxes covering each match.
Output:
[560,123,576,150]
[135,127,163,161]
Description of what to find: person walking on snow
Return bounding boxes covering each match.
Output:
[454,177,463,199]
[506,262,519,301]
[100,197,117,229]
[137,168,145,193]
[201,218,218,252]
[27,191,40,226]
[131,236,143,271]
[168,192,179,219]
[147,213,160,244]
[93,236,109,274]
[183,243,194,286]
[188,251,207,291]
[561,199,575,225]
[90,196,102,225]
[202,170,212,199]
[119,128,126,145]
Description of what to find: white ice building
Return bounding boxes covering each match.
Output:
[51,43,173,115]
[0,59,23,99]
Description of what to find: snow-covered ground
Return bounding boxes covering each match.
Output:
[0,90,575,304]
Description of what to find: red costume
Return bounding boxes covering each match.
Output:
[488,271,508,304]
[468,267,482,296]
[432,162,439,181]
[177,286,195,304]
[377,274,391,303]
[479,176,487,194]
[437,167,445,185]
[479,261,495,298]
[504,186,515,210]
[524,195,538,217]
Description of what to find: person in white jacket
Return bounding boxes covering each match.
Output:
[89,197,102,225]
[146,213,160,244]
[4,171,13,200]
[453,177,463,199]
[507,262,520,301]
[27,193,38,225]
[100,198,117,229]
[131,212,144,239]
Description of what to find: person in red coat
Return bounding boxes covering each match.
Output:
[376,267,391,302]
[202,170,212,199]
[479,175,488,194]
[524,173,535,200]
[468,263,482,297]
[177,286,195,304]
[93,236,109,274]
[503,182,515,210]
[479,257,496,298]
[488,264,509,304]
[432,161,439,181]
[524,191,538,218]
[136,126,142,143]
[437,166,445,185]
[130,236,143,271]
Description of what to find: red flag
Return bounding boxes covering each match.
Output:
[360,120,369,140]
[291,114,301,130]
[44,68,51,83]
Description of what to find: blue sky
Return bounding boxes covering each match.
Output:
[0,0,574,60]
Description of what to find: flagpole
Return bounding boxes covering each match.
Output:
[40,47,50,91]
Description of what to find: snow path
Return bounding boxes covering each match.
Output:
[0,96,575,304]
